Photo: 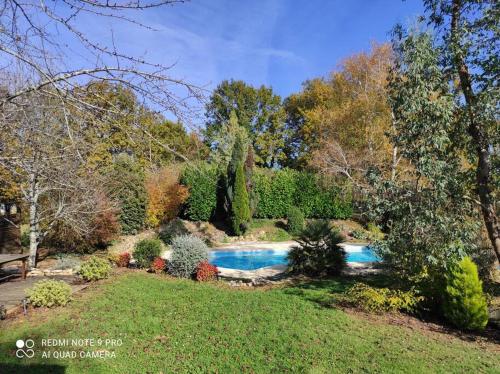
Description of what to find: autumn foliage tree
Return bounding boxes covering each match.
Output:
[285,44,399,185]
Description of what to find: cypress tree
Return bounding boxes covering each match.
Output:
[231,162,251,235]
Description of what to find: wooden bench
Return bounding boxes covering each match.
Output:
[0,254,29,281]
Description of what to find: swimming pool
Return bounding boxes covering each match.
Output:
[209,244,378,270]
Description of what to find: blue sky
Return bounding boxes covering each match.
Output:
[72,0,424,100]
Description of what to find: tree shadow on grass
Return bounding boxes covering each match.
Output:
[281,273,399,309]
[0,364,66,374]
[0,331,67,374]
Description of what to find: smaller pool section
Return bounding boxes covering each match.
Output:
[210,245,378,270]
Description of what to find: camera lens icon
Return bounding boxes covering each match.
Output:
[16,339,35,358]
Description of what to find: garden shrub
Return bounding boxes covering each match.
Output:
[53,254,81,271]
[286,206,305,235]
[115,252,131,267]
[288,220,346,276]
[351,230,367,240]
[151,257,166,273]
[145,166,189,227]
[180,163,219,221]
[443,257,489,331]
[195,261,219,281]
[134,239,162,268]
[79,256,112,281]
[158,218,190,245]
[168,235,209,278]
[26,280,72,308]
[230,163,251,235]
[366,223,384,241]
[345,283,423,314]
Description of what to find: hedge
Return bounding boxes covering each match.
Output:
[180,163,352,221]
[253,168,352,219]
[180,163,219,221]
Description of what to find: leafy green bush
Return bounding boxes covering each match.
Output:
[286,207,305,235]
[443,257,489,331]
[367,223,384,241]
[345,283,423,314]
[180,163,219,221]
[26,280,72,308]
[79,256,112,281]
[230,163,251,235]
[287,220,346,276]
[134,239,163,268]
[168,235,209,278]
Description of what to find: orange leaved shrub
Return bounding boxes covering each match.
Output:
[145,165,189,227]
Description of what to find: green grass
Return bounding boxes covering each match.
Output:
[0,273,498,373]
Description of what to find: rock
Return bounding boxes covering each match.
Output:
[489,307,500,328]
[251,277,271,287]
[27,268,44,277]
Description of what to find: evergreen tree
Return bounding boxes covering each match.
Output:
[443,257,489,331]
[224,121,248,216]
[231,162,251,235]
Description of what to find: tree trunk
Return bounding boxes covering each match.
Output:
[451,0,500,262]
[28,173,39,268]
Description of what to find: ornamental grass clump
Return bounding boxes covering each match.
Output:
[79,256,112,281]
[26,280,72,308]
[443,257,489,331]
[169,235,209,278]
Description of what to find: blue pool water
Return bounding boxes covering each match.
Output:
[209,245,378,270]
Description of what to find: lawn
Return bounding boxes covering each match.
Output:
[0,273,498,373]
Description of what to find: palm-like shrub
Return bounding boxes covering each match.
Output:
[169,235,209,278]
[287,220,346,276]
[286,206,305,235]
[27,280,72,307]
[134,239,162,268]
[443,257,488,331]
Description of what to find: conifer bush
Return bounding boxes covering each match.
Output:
[134,239,163,268]
[231,163,251,235]
[168,235,209,278]
[443,257,489,331]
[286,206,305,235]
